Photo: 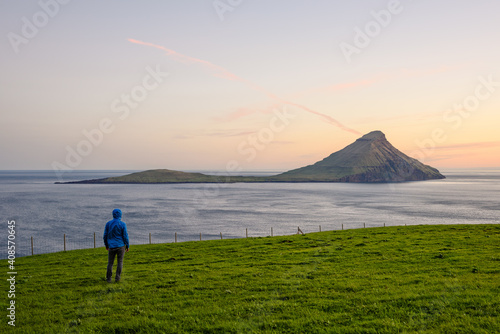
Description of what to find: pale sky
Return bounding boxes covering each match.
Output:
[1,0,500,172]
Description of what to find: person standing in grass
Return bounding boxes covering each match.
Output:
[103,208,129,283]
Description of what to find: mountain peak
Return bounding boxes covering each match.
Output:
[274,130,445,182]
[359,130,386,141]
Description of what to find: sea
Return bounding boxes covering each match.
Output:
[1,169,499,258]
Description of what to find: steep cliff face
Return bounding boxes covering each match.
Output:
[272,131,445,182]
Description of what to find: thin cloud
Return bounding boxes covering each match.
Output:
[411,142,500,164]
[295,74,388,99]
[291,65,461,102]
[219,64,462,125]
[172,133,196,140]
[434,141,500,151]
[205,131,255,138]
[213,106,278,122]
[128,38,360,135]
[173,130,255,140]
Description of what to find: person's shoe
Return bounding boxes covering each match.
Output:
[106,279,112,283]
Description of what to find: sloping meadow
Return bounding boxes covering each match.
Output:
[3,224,499,333]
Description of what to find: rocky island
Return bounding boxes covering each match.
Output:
[269,130,444,182]
[58,131,445,184]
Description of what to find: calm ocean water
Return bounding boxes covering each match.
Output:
[1,169,499,257]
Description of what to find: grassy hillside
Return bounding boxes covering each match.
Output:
[63,169,269,184]
[2,224,499,333]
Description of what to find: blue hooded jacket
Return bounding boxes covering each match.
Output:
[103,209,130,249]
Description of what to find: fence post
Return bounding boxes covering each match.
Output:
[246,228,248,238]
[94,232,96,248]
[149,232,151,244]
[271,227,273,237]
[364,223,366,228]
[319,225,321,232]
[175,232,177,243]
[200,233,202,241]
[64,234,66,251]
[31,236,33,256]
[342,224,344,230]
[220,232,222,240]
[384,223,386,227]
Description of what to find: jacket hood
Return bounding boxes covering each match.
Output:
[112,209,122,219]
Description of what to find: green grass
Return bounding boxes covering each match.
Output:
[65,169,269,184]
[2,224,499,333]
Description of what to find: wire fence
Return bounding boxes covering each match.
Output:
[2,222,393,259]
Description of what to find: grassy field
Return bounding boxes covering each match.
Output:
[2,224,499,333]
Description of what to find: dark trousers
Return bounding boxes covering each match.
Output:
[107,246,126,282]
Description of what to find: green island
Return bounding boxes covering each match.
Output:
[58,131,445,184]
[4,224,499,333]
